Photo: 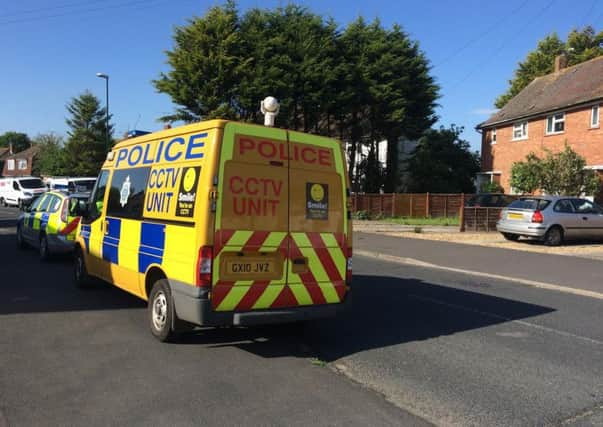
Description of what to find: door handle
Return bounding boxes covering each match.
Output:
[582,217,588,220]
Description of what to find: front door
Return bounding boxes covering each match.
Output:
[82,170,111,281]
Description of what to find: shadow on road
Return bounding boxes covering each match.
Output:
[1,229,555,360]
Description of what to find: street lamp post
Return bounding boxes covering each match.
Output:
[96,72,110,152]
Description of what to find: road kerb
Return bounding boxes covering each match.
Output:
[355,249,603,301]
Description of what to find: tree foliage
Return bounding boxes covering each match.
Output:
[154,2,439,192]
[62,91,113,176]
[510,153,542,194]
[32,133,65,176]
[510,144,601,196]
[404,125,480,193]
[496,26,603,108]
[0,131,32,153]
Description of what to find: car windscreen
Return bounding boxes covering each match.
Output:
[508,198,550,211]
[19,178,44,189]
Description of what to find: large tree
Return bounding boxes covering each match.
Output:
[496,26,603,108]
[154,3,439,192]
[404,125,480,193]
[0,131,32,153]
[153,0,245,122]
[62,91,112,176]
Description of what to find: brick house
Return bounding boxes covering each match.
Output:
[1,146,40,177]
[476,55,603,197]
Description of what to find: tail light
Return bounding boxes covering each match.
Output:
[531,210,544,223]
[498,210,503,220]
[345,246,352,286]
[59,217,80,236]
[60,199,69,223]
[196,246,213,288]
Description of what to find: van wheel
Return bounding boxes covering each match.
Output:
[148,279,177,342]
[17,199,23,209]
[543,226,563,246]
[39,234,50,261]
[16,226,26,249]
[74,247,91,288]
[0,197,5,207]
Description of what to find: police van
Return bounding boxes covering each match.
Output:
[75,114,352,341]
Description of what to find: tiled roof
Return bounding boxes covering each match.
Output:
[3,145,40,159]
[478,55,603,128]
[0,147,9,159]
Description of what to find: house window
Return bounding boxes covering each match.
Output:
[491,128,497,145]
[7,159,15,170]
[17,159,27,170]
[546,113,565,134]
[512,121,528,140]
[592,105,600,128]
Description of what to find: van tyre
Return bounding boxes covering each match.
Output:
[544,226,563,246]
[502,233,520,241]
[148,279,177,342]
[39,234,50,261]
[74,247,92,288]
[0,197,5,207]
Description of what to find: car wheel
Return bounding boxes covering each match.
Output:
[543,226,563,246]
[74,247,92,288]
[148,279,177,342]
[16,226,26,249]
[39,234,50,261]
[502,232,520,241]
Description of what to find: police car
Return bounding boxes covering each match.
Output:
[17,191,88,260]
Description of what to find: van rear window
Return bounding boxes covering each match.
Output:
[508,198,550,211]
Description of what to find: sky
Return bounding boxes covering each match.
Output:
[2,0,603,153]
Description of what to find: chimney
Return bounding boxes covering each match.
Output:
[554,54,568,72]
[8,142,13,155]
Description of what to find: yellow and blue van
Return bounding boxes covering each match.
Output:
[74,120,352,341]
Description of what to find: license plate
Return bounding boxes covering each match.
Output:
[507,212,523,220]
[226,260,275,275]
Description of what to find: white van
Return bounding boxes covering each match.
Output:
[0,177,47,207]
[46,177,97,194]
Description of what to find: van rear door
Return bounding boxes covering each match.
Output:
[286,131,347,307]
[213,123,290,312]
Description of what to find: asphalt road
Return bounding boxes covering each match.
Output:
[2,208,602,426]
[0,206,427,426]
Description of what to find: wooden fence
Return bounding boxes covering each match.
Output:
[351,193,470,219]
[460,207,503,232]
[351,193,510,232]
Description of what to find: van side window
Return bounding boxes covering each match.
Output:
[89,170,110,220]
[106,167,150,220]
[13,181,19,190]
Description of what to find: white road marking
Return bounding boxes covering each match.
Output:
[355,250,603,300]
[409,294,603,346]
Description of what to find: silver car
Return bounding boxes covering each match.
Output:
[496,196,603,246]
